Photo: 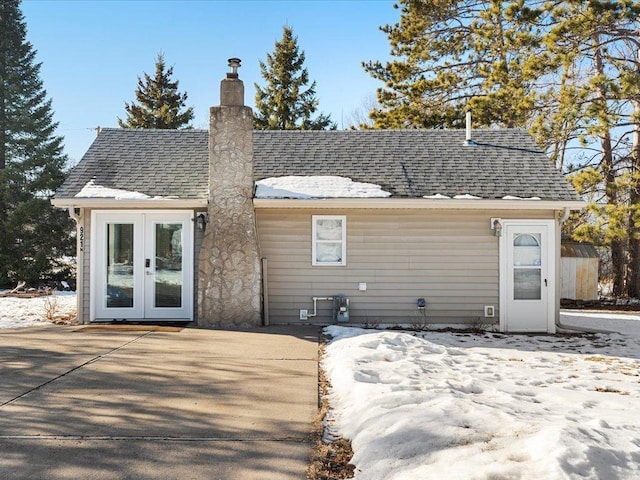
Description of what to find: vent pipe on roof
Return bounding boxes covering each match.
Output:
[464,111,474,146]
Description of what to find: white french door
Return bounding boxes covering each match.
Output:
[501,221,555,333]
[92,211,193,322]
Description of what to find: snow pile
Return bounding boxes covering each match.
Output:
[0,292,76,328]
[323,325,640,479]
[255,176,391,199]
[75,179,153,200]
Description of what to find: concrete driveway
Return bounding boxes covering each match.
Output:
[0,324,320,480]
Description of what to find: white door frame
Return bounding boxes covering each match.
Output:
[90,210,194,322]
[499,219,556,333]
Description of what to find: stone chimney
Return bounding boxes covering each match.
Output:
[198,58,262,327]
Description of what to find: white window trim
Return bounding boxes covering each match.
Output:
[312,215,347,266]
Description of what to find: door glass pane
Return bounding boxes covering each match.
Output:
[514,269,541,300]
[513,233,541,266]
[154,223,182,308]
[106,223,134,308]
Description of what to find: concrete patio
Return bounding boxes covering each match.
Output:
[0,324,320,479]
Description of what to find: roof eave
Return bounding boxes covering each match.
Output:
[51,197,208,209]
[253,198,586,210]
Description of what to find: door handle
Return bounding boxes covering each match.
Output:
[544,279,547,287]
[145,258,151,268]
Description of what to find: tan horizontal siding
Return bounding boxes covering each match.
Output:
[258,208,554,325]
[82,209,91,323]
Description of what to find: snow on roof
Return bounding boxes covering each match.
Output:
[453,194,482,199]
[421,194,544,200]
[255,176,391,199]
[75,179,154,200]
[422,193,484,199]
[423,193,451,199]
[502,195,542,200]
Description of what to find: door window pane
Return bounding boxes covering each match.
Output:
[513,233,541,266]
[154,223,183,308]
[106,223,134,307]
[514,269,541,300]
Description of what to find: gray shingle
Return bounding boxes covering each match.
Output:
[56,129,209,200]
[55,128,579,201]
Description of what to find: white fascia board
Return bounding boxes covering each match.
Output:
[252,198,586,210]
[51,198,208,209]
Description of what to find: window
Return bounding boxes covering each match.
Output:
[312,215,346,266]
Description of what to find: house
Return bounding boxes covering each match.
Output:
[52,59,584,333]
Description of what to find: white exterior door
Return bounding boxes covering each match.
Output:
[501,221,555,333]
[92,211,193,322]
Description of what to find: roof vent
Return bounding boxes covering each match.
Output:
[464,111,475,146]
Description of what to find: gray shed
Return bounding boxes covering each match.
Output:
[561,242,599,301]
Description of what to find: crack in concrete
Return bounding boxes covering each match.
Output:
[0,332,153,409]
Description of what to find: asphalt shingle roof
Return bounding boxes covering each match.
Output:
[55,127,579,201]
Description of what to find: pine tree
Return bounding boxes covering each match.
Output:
[368,0,640,297]
[364,0,547,129]
[254,26,335,130]
[118,53,194,129]
[0,0,74,287]
[542,0,640,296]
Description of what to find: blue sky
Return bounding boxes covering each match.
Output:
[21,0,396,165]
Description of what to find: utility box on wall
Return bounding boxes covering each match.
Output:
[561,242,599,301]
[333,295,350,322]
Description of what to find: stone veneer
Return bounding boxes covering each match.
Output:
[197,61,262,327]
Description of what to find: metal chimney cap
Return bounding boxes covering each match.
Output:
[228,57,241,72]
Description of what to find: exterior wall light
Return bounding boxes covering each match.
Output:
[491,218,502,237]
[196,213,208,231]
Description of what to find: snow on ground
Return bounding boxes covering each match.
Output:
[2,294,639,478]
[255,176,391,199]
[323,316,640,480]
[0,292,76,328]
